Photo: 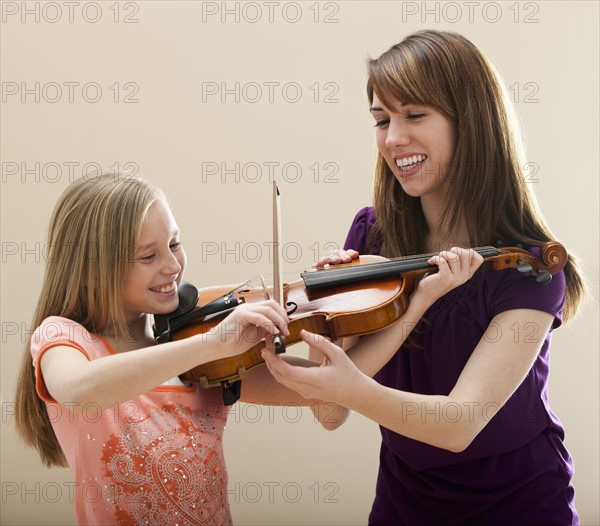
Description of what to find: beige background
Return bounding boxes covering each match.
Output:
[1,1,598,524]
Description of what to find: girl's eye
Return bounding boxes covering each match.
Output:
[407,113,426,121]
[137,242,180,261]
[374,119,390,128]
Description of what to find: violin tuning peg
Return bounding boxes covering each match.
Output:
[517,263,533,276]
[535,270,552,285]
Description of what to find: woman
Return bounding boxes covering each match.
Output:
[262,30,587,525]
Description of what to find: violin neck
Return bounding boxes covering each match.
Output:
[302,246,500,290]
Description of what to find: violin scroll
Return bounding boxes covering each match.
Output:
[486,241,567,284]
[540,241,568,273]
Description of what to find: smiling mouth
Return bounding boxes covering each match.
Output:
[150,282,176,293]
[396,154,427,171]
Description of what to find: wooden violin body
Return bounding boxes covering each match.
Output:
[169,255,409,388]
[155,242,568,390]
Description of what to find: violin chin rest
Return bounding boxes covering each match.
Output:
[170,282,200,318]
[153,282,199,343]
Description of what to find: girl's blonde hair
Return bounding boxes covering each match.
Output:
[15,171,163,467]
[366,30,586,322]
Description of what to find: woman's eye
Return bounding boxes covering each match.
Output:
[139,254,155,262]
[374,119,390,128]
[407,113,426,121]
[170,241,182,250]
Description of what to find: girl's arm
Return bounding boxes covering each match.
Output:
[263,308,553,452]
[39,300,289,411]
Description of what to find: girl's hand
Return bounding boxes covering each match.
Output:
[413,247,483,305]
[214,300,289,359]
[261,330,367,406]
[313,249,359,268]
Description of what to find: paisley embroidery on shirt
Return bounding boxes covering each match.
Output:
[101,404,231,526]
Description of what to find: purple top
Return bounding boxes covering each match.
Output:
[344,207,578,526]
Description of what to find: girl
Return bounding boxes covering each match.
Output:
[15,170,479,525]
[262,30,587,525]
[13,171,324,526]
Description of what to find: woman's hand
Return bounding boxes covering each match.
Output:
[262,330,368,407]
[261,248,484,403]
[413,247,483,305]
[213,300,290,359]
[313,249,359,268]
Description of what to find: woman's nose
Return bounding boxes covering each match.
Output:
[385,119,411,149]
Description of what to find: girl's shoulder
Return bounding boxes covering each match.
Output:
[31,316,108,360]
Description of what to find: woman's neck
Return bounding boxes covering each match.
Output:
[421,197,470,252]
[425,232,471,253]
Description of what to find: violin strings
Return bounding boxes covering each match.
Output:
[308,245,505,275]
[300,246,536,289]
[247,247,527,289]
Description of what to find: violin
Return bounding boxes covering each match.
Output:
[154,241,568,402]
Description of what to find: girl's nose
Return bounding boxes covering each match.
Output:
[163,252,182,276]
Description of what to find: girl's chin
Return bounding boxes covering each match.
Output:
[144,294,180,316]
[152,301,179,315]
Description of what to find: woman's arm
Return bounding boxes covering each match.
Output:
[245,248,483,430]
[240,358,350,430]
[263,308,554,452]
[40,300,289,411]
[321,247,484,378]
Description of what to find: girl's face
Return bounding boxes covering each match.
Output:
[371,93,456,203]
[122,199,187,321]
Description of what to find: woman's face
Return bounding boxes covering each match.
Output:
[371,93,457,203]
[122,199,187,321]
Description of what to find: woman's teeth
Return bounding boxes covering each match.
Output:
[396,154,426,169]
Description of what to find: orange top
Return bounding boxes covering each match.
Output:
[31,316,232,526]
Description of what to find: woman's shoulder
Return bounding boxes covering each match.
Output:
[350,206,376,226]
[343,206,377,252]
[482,245,567,329]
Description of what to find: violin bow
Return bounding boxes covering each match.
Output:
[272,181,286,353]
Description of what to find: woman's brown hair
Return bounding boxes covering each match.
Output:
[366,30,586,322]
